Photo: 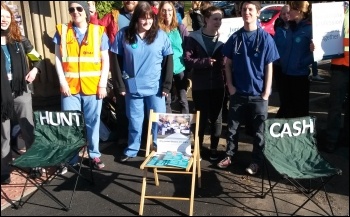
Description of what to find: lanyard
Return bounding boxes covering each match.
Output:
[1,45,11,72]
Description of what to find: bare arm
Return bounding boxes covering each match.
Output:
[97,49,109,99]
[225,58,236,95]
[262,62,273,100]
[54,44,71,96]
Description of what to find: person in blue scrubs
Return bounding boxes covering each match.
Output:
[217,1,279,175]
[110,2,174,163]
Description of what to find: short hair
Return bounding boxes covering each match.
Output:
[240,1,262,11]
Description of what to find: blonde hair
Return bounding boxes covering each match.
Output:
[192,1,201,10]
[157,1,179,32]
[288,1,311,20]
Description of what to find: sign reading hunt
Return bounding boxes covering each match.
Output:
[312,2,345,61]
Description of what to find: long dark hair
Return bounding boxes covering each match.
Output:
[124,1,159,45]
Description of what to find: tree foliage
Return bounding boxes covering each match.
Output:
[96,1,123,19]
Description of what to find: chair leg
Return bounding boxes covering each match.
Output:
[196,150,201,188]
[153,168,159,186]
[189,162,196,216]
[14,169,70,210]
[265,165,279,216]
[139,169,148,215]
[290,176,335,216]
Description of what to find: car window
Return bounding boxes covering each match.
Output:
[259,9,279,22]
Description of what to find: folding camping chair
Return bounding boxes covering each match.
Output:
[261,116,342,216]
[10,110,94,211]
[139,109,201,216]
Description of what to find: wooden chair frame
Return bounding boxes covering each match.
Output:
[139,109,201,216]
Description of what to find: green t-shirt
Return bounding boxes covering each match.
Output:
[167,29,186,74]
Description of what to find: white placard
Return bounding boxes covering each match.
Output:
[312,2,345,61]
[219,17,244,43]
[156,113,193,156]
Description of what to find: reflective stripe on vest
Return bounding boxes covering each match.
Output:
[58,23,104,94]
[332,8,349,67]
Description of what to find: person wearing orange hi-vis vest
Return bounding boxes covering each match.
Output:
[324,3,349,153]
[53,1,110,170]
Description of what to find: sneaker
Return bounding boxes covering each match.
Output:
[217,156,231,169]
[209,149,219,161]
[57,165,68,175]
[92,157,105,169]
[29,167,43,179]
[311,75,324,81]
[246,163,259,175]
[1,174,11,185]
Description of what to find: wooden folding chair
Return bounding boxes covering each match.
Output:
[139,109,201,216]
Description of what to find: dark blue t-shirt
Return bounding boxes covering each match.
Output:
[222,27,279,96]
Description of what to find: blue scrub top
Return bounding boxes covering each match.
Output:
[110,28,173,96]
[222,27,279,96]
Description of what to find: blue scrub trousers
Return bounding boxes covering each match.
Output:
[61,94,102,160]
[124,94,166,157]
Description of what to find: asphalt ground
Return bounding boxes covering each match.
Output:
[1,60,349,216]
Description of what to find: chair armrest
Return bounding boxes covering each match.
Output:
[186,157,194,172]
[140,151,156,169]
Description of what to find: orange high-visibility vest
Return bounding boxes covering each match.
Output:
[332,8,349,67]
[56,22,105,94]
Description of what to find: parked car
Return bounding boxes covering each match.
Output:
[212,1,235,18]
[259,4,283,36]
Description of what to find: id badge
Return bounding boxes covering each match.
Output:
[7,72,12,81]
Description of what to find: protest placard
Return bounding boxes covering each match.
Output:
[219,17,244,43]
[312,2,345,61]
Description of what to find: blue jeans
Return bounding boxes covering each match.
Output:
[326,67,349,145]
[226,94,268,165]
[124,94,166,157]
[61,94,102,160]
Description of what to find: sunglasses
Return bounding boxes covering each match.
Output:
[69,6,84,13]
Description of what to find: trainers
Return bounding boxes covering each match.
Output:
[92,157,105,169]
[311,75,324,81]
[217,156,231,169]
[1,174,11,185]
[209,149,219,161]
[29,167,43,179]
[57,165,68,175]
[246,163,259,175]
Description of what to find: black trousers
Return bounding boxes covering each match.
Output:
[166,72,189,114]
[192,88,225,150]
[278,73,310,118]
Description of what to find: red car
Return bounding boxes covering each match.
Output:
[259,4,283,36]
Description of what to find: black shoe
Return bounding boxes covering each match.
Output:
[209,149,219,161]
[29,167,43,179]
[324,143,337,153]
[120,155,131,163]
[1,174,11,185]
